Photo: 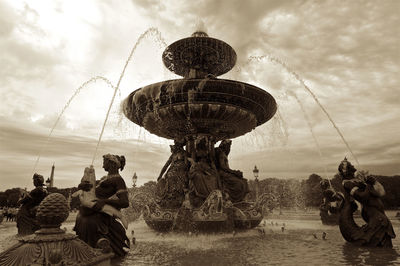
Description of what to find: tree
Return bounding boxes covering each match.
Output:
[0,193,8,207]
[124,181,158,222]
[303,174,323,207]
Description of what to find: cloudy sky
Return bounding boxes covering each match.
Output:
[1,0,399,190]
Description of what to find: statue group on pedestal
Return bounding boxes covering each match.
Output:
[320,158,396,247]
[156,136,249,209]
[14,154,132,257]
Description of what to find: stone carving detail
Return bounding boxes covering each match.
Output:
[192,190,225,221]
[162,32,237,78]
[36,193,70,228]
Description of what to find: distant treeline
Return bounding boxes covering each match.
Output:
[246,173,400,209]
[1,174,399,211]
[0,187,80,209]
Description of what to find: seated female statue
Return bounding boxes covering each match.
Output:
[73,154,130,257]
[188,137,220,207]
[215,140,249,202]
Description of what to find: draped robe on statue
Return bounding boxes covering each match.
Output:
[74,174,130,256]
[189,149,220,204]
[215,147,249,202]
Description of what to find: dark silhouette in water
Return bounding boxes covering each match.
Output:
[319,179,341,225]
[342,243,399,266]
[336,158,396,247]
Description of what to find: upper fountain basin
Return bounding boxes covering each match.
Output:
[162,35,237,78]
[122,78,277,140]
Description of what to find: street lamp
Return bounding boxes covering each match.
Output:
[132,172,138,188]
[253,165,259,179]
[253,165,259,200]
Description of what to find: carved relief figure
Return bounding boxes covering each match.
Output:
[319,179,342,225]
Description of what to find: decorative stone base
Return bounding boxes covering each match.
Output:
[143,190,269,233]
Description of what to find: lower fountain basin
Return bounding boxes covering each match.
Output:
[142,203,263,233]
[122,78,277,140]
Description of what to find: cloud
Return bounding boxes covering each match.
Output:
[0,0,399,191]
[0,116,169,190]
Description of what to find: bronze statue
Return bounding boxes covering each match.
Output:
[188,136,221,207]
[156,140,189,208]
[337,158,396,247]
[215,139,249,202]
[16,173,48,235]
[73,154,130,257]
[319,179,342,225]
[72,166,128,229]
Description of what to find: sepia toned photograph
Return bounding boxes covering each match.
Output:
[0,0,399,265]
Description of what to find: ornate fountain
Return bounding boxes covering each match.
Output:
[122,31,277,232]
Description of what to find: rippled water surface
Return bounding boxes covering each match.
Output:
[1,211,399,265]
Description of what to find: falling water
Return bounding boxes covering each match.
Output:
[275,109,289,146]
[240,106,289,150]
[290,91,328,179]
[32,76,115,173]
[91,28,167,164]
[259,109,289,147]
[248,55,360,167]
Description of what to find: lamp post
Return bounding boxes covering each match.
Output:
[132,172,138,188]
[253,165,259,200]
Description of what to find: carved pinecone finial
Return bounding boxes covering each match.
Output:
[191,31,208,37]
[36,193,69,228]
